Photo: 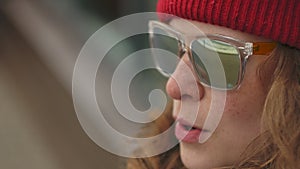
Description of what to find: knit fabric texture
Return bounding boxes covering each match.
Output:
[157,0,300,49]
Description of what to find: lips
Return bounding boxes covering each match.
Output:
[175,119,202,143]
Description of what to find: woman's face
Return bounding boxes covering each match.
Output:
[166,19,272,169]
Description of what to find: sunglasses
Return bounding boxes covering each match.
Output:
[148,20,276,90]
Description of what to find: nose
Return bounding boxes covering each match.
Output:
[166,53,205,101]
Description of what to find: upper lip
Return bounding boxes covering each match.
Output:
[176,118,203,130]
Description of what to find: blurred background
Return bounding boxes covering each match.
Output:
[0,0,161,169]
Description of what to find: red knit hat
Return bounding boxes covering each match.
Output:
[157,0,300,49]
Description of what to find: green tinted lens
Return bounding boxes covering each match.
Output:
[191,39,241,89]
[151,27,180,77]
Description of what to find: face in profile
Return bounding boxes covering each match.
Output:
[153,18,274,169]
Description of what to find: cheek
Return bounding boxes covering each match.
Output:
[220,87,266,135]
[224,97,261,122]
[223,65,268,122]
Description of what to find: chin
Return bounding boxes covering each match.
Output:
[181,156,212,169]
[180,144,209,169]
[180,143,224,169]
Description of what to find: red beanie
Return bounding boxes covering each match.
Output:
[157,0,300,49]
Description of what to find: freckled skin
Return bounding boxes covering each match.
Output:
[166,19,272,169]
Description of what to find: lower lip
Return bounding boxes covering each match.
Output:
[175,122,202,143]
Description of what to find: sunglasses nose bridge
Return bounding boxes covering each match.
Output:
[178,40,188,58]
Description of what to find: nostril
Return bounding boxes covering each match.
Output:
[166,74,205,101]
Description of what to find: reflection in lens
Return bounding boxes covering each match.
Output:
[191,39,240,89]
